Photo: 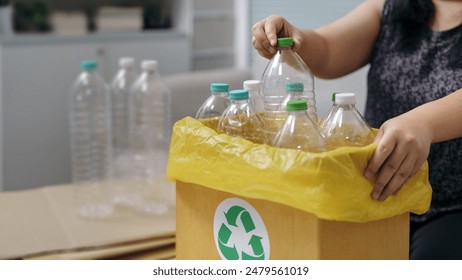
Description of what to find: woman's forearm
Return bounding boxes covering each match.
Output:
[299,0,384,79]
[413,88,462,143]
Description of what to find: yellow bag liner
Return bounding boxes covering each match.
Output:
[167,117,432,222]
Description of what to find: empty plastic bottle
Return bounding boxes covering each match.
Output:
[318,92,338,128]
[272,100,326,152]
[69,60,113,218]
[128,60,172,215]
[217,89,267,144]
[110,57,137,206]
[279,82,306,111]
[319,92,375,150]
[261,37,317,143]
[195,83,230,119]
[243,80,265,113]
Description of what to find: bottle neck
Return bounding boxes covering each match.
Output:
[288,91,303,98]
[143,68,158,76]
[337,103,356,110]
[231,99,249,105]
[83,69,97,74]
[212,92,228,97]
[289,110,307,116]
[277,45,293,51]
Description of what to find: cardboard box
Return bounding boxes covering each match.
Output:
[168,117,429,260]
[176,181,409,260]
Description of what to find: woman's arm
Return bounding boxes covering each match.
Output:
[365,88,462,201]
[252,0,385,79]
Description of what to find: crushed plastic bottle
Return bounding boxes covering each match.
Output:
[319,92,375,150]
[272,100,326,152]
[217,89,267,144]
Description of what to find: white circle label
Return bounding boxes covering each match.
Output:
[213,198,270,260]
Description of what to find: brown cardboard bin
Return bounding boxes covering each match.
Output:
[176,181,409,260]
[168,118,429,260]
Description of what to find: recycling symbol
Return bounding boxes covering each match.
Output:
[213,198,270,260]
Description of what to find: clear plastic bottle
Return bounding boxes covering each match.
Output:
[272,100,326,153]
[195,83,230,119]
[129,60,172,215]
[261,37,317,143]
[217,89,267,144]
[318,92,338,128]
[279,82,306,111]
[110,57,137,207]
[243,80,265,113]
[69,60,113,218]
[319,92,375,150]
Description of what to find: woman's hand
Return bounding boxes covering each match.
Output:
[251,15,305,59]
[364,113,433,201]
[251,0,383,78]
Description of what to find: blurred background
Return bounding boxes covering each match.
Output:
[0,0,366,191]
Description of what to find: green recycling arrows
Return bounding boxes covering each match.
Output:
[217,205,266,260]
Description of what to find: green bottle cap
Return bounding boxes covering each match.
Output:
[210,83,229,93]
[229,89,249,101]
[80,60,97,70]
[332,92,337,102]
[277,37,294,47]
[287,100,308,111]
[286,82,304,93]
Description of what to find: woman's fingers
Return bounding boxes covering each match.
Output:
[369,140,406,200]
[377,152,416,201]
[252,21,274,55]
[364,116,432,202]
[364,128,393,181]
[252,15,292,58]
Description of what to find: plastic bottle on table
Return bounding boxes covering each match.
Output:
[261,37,317,143]
[217,89,267,144]
[69,60,113,218]
[243,80,265,113]
[272,100,326,152]
[195,83,230,119]
[110,57,137,206]
[318,92,375,150]
[129,60,172,215]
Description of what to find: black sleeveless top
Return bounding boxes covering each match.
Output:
[366,0,462,222]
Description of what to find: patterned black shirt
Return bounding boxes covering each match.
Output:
[365,0,462,222]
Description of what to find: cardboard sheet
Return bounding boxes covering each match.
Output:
[0,184,175,259]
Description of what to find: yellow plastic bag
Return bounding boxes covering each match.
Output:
[167,116,432,222]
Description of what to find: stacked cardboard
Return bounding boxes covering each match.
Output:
[0,184,175,260]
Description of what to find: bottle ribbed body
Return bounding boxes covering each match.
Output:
[111,66,136,156]
[128,62,172,215]
[69,65,113,218]
[110,60,137,206]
